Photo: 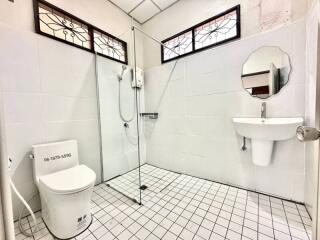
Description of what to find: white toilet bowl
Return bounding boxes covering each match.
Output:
[32,140,96,239]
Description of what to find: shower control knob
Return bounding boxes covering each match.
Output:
[296,126,320,142]
[124,123,129,128]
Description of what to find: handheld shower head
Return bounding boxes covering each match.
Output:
[118,65,127,81]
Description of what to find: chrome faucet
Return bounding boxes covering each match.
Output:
[261,102,266,119]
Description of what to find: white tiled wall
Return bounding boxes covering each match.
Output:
[142,0,309,68]
[0,0,144,221]
[144,21,306,202]
[0,24,101,220]
[97,57,147,181]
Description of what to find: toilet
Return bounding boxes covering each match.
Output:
[32,140,96,239]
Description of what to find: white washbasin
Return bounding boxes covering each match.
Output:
[232,117,303,167]
[232,117,304,141]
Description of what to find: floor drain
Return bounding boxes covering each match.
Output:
[140,185,148,190]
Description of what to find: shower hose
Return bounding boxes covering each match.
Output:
[118,74,136,123]
[118,69,140,145]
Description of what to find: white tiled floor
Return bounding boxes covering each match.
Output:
[15,164,312,240]
[107,164,180,202]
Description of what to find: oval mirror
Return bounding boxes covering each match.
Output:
[241,46,291,99]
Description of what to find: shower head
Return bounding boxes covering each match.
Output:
[118,65,127,81]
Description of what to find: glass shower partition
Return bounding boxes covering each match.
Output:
[96,24,181,205]
[95,39,143,204]
[128,26,183,205]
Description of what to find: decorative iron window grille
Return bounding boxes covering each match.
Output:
[33,0,128,64]
[37,2,91,49]
[162,30,193,61]
[161,5,240,63]
[94,30,127,63]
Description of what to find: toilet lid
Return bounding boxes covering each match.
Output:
[39,165,96,194]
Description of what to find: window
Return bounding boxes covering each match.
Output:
[162,30,193,61]
[33,0,128,64]
[36,2,91,49]
[161,5,240,63]
[93,30,127,63]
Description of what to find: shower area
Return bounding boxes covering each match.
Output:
[95,23,181,205]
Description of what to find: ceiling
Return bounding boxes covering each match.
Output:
[108,0,180,24]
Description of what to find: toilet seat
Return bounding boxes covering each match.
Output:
[39,165,96,194]
[33,140,96,239]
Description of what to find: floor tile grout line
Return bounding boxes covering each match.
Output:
[207,185,231,239]
[174,178,210,239]
[240,189,249,239]
[26,213,35,240]
[107,166,179,204]
[224,188,240,239]
[142,175,200,240]
[22,177,154,240]
[192,183,222,239]
[294,202,311,240]
[90,199,118,239]
[127,171,172,238]
[280,199,293,238]
[87,227,99,240]
[103,165,310,227]
[38,232,54,240]
[159,176,197,237]
[15,190,312,239]
[188,181,216,239]
[244,193,278,240]
[91,187,133,238]
[122,174,180,239]
[141,169,181,202]
[159,172,182,193]
[97,167,183,239]
[146,164,306,207]
[266,195,276,240]
[101,201,136,236]
[15,165,312,240]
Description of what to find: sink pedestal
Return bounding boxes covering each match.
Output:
[232,117,303,167]
[251,139,273,166]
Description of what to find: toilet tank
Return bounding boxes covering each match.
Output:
[32,140,79,181]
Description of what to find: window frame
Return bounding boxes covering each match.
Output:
[161,5,241,63]
[33,0,128,64]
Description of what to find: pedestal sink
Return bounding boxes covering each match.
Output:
[232,117,303,166]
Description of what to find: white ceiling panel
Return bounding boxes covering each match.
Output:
[107,0,180,24]
[152,0,178,10]
[109,0,143,13]
[130,0,160,23]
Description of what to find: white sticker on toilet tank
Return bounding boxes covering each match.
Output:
[44,153,72,162]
